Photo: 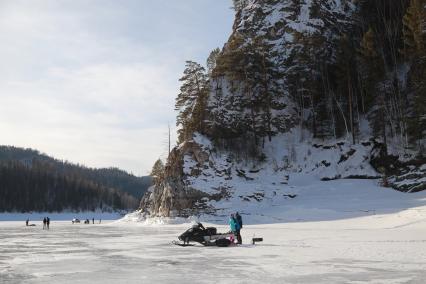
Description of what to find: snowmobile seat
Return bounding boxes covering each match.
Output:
[205,227,217,235]
[215,238,231,247]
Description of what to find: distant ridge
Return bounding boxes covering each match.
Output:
[0,145,152,198]
[0,145,152,213]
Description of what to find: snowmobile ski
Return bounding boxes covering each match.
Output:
[172,241,195,247]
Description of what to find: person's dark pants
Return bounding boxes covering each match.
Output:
[235,229,242,244]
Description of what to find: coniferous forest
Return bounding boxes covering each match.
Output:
[0,146,151,212]
[176,0,425,157]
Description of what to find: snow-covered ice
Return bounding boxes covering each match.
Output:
[0,212,122,222]
[1,173,426,283]
[1,179,426,284]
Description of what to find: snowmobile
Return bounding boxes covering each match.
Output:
[175,222,234,247]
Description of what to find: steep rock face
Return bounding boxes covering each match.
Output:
[207,0,357,142]
[139,0,425,217]
[141,132,405,217]
[140,138,218,217]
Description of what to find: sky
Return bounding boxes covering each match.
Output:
[0,0,235,176]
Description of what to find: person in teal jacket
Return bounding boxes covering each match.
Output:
[229,214,238,231]
[229,214,242,244]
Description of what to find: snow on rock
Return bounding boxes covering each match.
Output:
[138,0,425,219]
[138,130,425,221]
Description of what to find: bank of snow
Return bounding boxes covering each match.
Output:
[118,211,197,226]
[123,177,426,227]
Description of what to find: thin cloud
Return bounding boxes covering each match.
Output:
[0,0,233,175]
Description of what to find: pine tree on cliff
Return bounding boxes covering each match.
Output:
[215,34,281,144]
[402,0,426,58]
[209,34,248,138]
[334,34,359,143]
[358,27,387,149]
[232,0,248,11]
[403,0,426,146]
[214,33,247,85]
[207,48,221,76]
[175,61,209,143]
[287,32,326,139]
[245,36,282,144]
[150,159,164,185]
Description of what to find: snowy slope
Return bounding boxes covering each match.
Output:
[135,132,425,224]
[163,132,380,218]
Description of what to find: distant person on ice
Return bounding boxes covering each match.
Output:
[46,217,50,230]
[235,212,243,244]
[229,214,241,244]
[26,218,29,226]
[43,217,46,230]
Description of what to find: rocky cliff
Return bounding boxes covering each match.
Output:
[140,0,426,217]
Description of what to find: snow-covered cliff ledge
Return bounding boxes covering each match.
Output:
[139,130,424,218]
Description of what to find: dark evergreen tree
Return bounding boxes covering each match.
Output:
[402,0,425,58]
[403,0,426,147]
[150,159,165,185]
[209,34,248,139]
[232,0,248,11]
[358,27,388,147]
[175,61,209,143]
[207,48,221,76]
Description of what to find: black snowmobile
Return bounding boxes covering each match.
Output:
[176,222,234,247]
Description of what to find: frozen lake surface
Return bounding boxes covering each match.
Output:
[0,212,122,222]
[1,214,426,284]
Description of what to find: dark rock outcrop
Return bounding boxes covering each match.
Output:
[140,140,216,217]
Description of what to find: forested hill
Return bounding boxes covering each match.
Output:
[0,146,152,198]
[174,0,425,180]
[0,146,152,213]
[200,0,425,150]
